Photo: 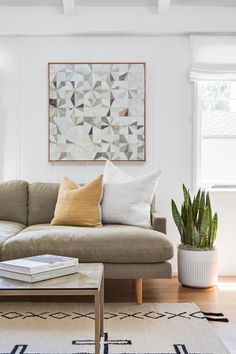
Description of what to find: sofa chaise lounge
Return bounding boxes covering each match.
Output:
[0,180,174,304]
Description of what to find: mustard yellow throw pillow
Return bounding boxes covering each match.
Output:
[51,175,103,227]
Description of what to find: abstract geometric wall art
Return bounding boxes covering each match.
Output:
[48,63,145,161]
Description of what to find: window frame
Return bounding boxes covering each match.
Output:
[193,82,202,192]
[194,81,236,191]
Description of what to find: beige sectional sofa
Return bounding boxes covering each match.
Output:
[0,180,173,303]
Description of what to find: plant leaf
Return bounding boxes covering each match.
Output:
[171,199,184,241]
[210,213,218,248]
[172,186,218,249]
[183,184,192,208]
[197,190,205,231]
[185,206,194,246]
[192,188,201,223]
[200,206,210,247]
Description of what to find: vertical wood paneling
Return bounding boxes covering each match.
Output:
[0,35,235,275]
[0,37,22,180]
[20,37,55,182]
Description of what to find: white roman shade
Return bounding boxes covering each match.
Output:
[190,35,236,81]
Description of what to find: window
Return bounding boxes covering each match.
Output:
[197,81,236,189]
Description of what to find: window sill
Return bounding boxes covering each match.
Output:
[205,187,236,193]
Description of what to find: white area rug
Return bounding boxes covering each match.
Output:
[0,302,230,354]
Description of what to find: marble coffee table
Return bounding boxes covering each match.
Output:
[0,263,104,354]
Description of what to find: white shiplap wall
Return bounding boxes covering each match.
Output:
[0,34,235,275]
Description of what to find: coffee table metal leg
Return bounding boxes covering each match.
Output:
[95,293,101,354]
[100,273,104,337]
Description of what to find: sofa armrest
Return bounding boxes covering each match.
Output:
[151,212,167,234]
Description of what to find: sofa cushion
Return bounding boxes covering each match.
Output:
[102,161,161,229]
[28,182,156,227]
[0,221,26,261]
[51,176,103,227]
[2,224,174,263]
[28,182,60,225]
[0,180,28,225]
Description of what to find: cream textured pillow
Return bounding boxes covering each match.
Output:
[102,161,161,228]
[51,175,103,227]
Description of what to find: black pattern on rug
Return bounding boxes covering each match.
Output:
[0,310,229,322]
[1,340,213,354]
[1,308,228,354]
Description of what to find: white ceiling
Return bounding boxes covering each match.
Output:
[0,0,236,7]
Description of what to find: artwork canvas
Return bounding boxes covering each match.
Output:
[49,63,145,161]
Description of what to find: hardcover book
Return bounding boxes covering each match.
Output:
[0,254,78,275]
[0,265,79,283]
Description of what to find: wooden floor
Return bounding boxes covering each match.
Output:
[104,276,236,354]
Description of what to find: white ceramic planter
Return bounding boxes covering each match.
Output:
[178,247,219,288]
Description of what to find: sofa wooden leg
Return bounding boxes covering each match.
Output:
[135,278,143,305]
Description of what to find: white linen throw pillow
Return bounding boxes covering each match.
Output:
[102,161,161,228]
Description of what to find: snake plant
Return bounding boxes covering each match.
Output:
[171,185,218,249]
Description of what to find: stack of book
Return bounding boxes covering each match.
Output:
[0,254,79,283]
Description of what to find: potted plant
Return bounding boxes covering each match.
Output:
[172,185,218,288]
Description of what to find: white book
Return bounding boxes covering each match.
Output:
[0,265,79,283]
[0,254,79,275]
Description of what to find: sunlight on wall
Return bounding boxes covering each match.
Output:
[0,51,9,70]
[217,281,236,292]
[0,50,12,181]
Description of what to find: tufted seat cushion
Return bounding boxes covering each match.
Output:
[2,224,173,263]
[0,221,26,261]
